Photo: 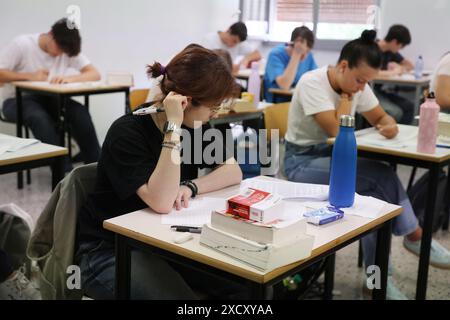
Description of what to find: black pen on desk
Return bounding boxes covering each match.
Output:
[170,225,202,234]
[436,144,450,149]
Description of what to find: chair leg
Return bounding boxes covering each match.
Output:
[358,240,364,268]
[407,166,418,193]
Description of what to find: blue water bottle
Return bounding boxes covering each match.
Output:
[329,115,357,208]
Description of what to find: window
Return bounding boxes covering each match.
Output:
[241,0,380,45]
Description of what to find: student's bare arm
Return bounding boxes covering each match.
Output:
[0,69,48,82]
[313,94,353,137]
[436,75,450,109]
[50,64,101,84]
[400,59,414,72]
[276,50,303,90]
[362,105,398,139]
[240,50,262,68]
[193,157,242,195]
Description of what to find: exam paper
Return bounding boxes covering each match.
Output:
[161,197,226,227]
[0,134,39,153]
[356,125,417,148]
[302,194,387,219]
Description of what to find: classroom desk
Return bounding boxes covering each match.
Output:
[104,176,402,300]
[268,88,294,102]
[209,102,273,127]
[0,138,67,189]
[328,124,450,300]
[12,81,130,151]
[371,75,431,117]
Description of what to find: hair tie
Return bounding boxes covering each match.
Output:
[160,65,166,75]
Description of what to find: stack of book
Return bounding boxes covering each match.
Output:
[200,189,314,271]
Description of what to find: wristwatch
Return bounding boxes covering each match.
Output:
[163,121,182,135]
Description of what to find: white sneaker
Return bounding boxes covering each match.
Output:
[0,268,41,300]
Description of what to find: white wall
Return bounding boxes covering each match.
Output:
[0,0,237,142]
[379,0,450,70]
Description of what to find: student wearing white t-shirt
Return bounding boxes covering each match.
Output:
[0,18,101,167]
[201,22,261,74]
[431,52,450,110]
[284,30,450,299]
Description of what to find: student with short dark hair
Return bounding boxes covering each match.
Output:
[375,24,415,124]
[201,22,261,74]
[284,30,450,300]
[76,45,248,300]
[431,52,450,110]
[264,26,318,103]
[0,18,101,166]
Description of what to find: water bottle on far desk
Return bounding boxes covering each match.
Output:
[414,55,424,79]
[247,61,261,107]
[417,92,440,154]
[329,115,357,208]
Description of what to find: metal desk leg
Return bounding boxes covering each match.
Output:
[416,165,439,300]
[124,88,130,114]
[250,281,267,300]
[323,253,336,300]
[115,234,131,300]
[15,87,24,189]
[373,219,392,300]
[442,168,450,231]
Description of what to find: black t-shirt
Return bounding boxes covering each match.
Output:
[380,51,404,70]
[77,114,234,243]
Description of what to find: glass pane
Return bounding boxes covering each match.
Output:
[317,0,378,40]
[277,0,314,22]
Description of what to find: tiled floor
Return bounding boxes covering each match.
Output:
[0,165,449,300]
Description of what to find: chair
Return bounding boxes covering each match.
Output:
[262,102,290,178]
[129,88,150,112]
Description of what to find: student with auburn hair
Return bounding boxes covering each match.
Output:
[264,26,318,103]
[284,30,450,300]
[76,45,247,299]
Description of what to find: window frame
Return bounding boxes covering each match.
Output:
[240,0,382,51]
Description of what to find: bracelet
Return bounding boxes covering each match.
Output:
[180,180,198,198]
[162,142,181,151]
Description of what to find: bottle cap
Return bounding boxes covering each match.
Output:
[340,115,355,128]
[428,92,436,99]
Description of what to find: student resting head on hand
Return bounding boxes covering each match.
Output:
[75,45,249,300]
[284,30,450,300]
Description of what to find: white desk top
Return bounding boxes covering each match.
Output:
[372,74,430,85]
[0,136,67,166]
[12,81,130,94]
[104,176,401,283]
[328,125,450,163]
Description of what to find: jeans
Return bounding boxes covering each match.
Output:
[284,142,418,267]
[75,240,250,300]
[2,95,100,164]
[0,249,13,283]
